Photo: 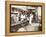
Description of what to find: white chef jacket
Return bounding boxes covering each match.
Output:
[21,14,26,21]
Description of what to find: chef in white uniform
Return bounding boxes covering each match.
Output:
[17,8,27,32]
[24,9,34,31]
[27,9,33,24]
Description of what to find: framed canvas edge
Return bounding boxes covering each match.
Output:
[5,1,45,36]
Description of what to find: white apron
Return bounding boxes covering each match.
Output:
[29,14,33,24]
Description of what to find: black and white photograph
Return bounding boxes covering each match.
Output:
[10,5,42,32]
